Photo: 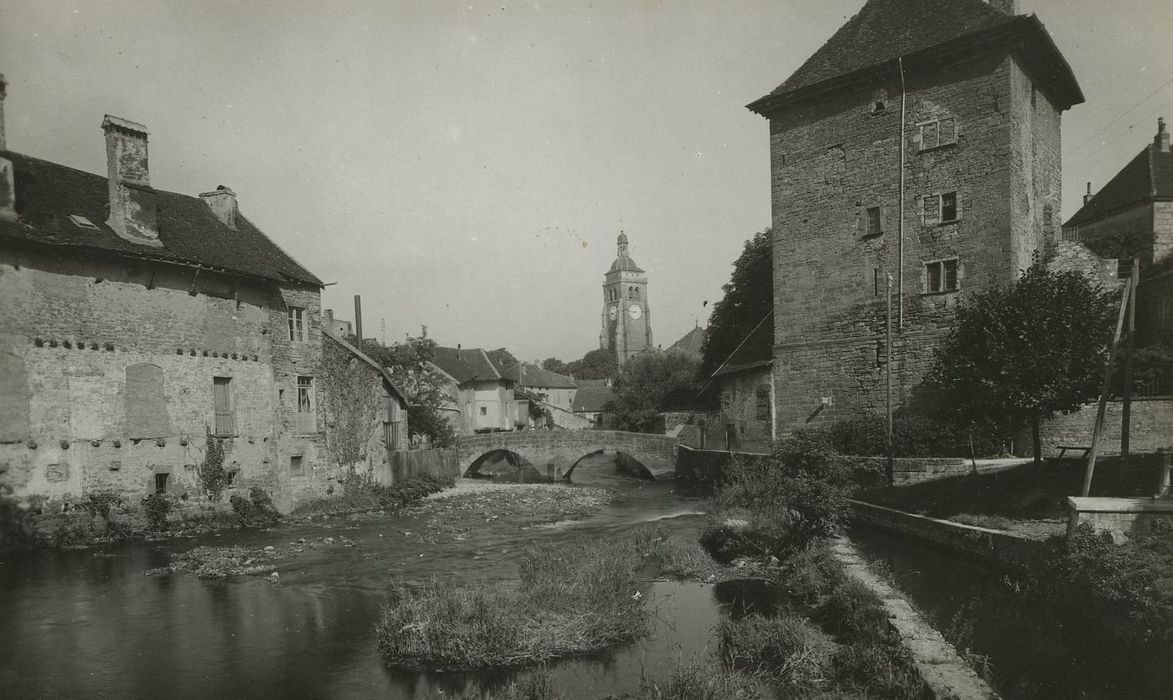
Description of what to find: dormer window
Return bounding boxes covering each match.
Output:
[918,118,957,150]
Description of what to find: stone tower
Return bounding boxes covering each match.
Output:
[746,0,1083,434]
[600,231,653,365]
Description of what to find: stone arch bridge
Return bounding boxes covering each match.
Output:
[456,430,682,480]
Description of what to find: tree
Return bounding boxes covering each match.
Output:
[541,357,569,374]
[609,350,703,432]
[926,261,1117,463]
[364,334,457,448]
[700,229,773,379]
[566,348,618,380]
[486,347,518,370]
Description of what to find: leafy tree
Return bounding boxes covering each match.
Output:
[608,350,702,432]
[486,347,519,371]
[926,261,1117,463]
[566,348,618,380]
[541,357,569,374]
[700,229,773,379]
[364,334,457,448]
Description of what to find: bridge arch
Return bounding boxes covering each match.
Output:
[455,430,681,481]
[464,449,545,482]
[564,450,654,481]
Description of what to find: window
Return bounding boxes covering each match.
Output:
[288,307,306,342]
[865,207,882,237]
[289,455,304,476]
[479,406,487,416]
[873,268,883,297]
[212,376,234,436]
[919,118,956,150]
[126,363,169,438]
[383,395,405,450]
[155,473,169,495]
[755,385,771,422]
[925,259,960,293]
[923,192,961,225]
[296,376,316,433]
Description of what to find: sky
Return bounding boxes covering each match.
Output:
[2,0,1171,362]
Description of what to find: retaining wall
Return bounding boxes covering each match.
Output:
[375,448,459,485]
[675,447,969,487]
[850,500,1044,569]
[1066,496,1173,544]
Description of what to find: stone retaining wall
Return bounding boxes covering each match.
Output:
[1066,496,1173,543]
[831,538,998,700]
[376,448,460,485]
[850,500,1044,569]
[675,447,969,487]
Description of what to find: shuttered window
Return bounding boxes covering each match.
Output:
[213,377,234,436]
[288,307,306,342]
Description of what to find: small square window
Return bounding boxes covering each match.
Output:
[289,455,304,476]
[865,207,882,237]
[155,473,169,495]
[925,259,960,294]
[919,118,957,151]
[479,406,488,416]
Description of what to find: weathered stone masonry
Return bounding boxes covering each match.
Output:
[749,4,1082,434]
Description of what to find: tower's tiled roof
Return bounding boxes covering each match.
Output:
[748,0,1082,115]
[1065,143,1173,228]
[0,150,321,286]
[608,255,644,273]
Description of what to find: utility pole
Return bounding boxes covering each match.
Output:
[1082,277,1133,497]
[1121,257,1139,456]
[886,272,894,486]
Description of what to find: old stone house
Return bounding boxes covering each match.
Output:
[709,320,775,452]
[429,346,519,433]
[572,379,616,428]
[747,0,1083,434]
[1064,119,1173,392]
[0,83,395,512]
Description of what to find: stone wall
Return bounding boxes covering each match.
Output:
[715,366,774,453]
[767,48,1064,435]
[674,445,768,485]
[1066,496,1173,544]
[0,244,334,512]
[849,500,1044,569]
[376,448,460,484]
[1028,398,1173,457]
[674,446,968,487]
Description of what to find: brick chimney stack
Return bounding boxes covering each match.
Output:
[199,185,238,229]
[1156,117,1170,153]
[102,115,160,246]
[1084,182,1093,205]
[987,0,1019,14]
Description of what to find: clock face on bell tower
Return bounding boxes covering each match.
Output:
[599,231,652,365]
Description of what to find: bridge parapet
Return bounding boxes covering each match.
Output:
[456,430,682,479]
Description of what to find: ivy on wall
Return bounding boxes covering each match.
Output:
[321,340,380,469]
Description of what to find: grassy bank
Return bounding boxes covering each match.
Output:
[691,440,933,699]
[376,528,687,671]
[288,472,452,520]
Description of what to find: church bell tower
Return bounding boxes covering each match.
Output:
[600,231,652,364]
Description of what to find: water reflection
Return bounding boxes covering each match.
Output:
[0,471,731,698]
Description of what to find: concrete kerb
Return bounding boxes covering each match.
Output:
[830,538,999,700]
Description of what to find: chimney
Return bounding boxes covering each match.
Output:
[199,185,237,229]
[1084,182,1093,205]
[987,0,1019,14]
[1156,117,1170,153]
[102,115,160,246]
[0,73,8,152]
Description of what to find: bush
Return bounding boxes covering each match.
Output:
[142,494,173,531]
[230,487,280,527]
[797,413,1008,458]
[717,613,833,688]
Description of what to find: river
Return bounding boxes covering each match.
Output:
[0,456,747,699]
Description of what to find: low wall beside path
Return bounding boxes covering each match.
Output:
[675,446,970,487]
[1067,496,1173,544]
[850,500,1045,570]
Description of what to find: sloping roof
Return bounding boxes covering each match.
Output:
[321,327,409,404]
[748,0,1082,114]
[1065,143,1173,227]
[431,346,505,385]
[666,326,707,359]
[0,150,322,286]
[572,383,615,413]
[711,317,774,379]
[518,362,577,389]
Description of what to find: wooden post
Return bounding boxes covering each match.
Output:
[1081,277,1133,497]
[1121,257,1139,456]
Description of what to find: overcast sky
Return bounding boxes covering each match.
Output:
[2,0,1171,362]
